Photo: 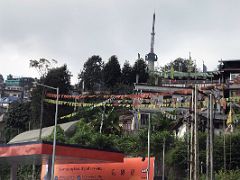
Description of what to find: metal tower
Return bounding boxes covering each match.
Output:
[145,13,158,71]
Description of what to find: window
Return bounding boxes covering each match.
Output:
[140,113,149,126]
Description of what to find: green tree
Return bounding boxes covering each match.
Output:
[69,120,94,146]
[165,137,188,178]
[44,64,72,94]
[133,58,149,83]
[117,134,139,155]
[163,57,197,72]
[91,134,119,151]
[45,125,66,143]
[30,58,57,77]
[31,64,73,127]
[79,55,103,92]
[29,58,58,129]
[3,101,31,141]
[103,55,121,89]
[121,61,134,85]
[89,106,122,135]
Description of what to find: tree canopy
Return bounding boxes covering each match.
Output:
[132,58,149,83]
[44,64,72,94]
[163,57,197,72]
[79,55,103,92]
[102,55,121,89]
[121,61,134,85]
[31,64,73,127]
[3,101,31,141]
[29,58,57,77]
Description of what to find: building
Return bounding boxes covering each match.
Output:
[219,59,240,98]
[4,74,34,100]
[132,59,240,137]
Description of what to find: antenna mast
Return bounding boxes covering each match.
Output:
[145,12,158,71]
[150,13,155,53]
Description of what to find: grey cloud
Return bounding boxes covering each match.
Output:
[0,0,240,83]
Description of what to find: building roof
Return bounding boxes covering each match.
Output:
[220,59,240,62]
[8,120,79,144]
[220,59,240,71]
[0,141,124,165]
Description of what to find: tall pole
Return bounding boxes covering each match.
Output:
[229,102,232,170]
[51,87,59,180]
[223,114,226,171]
[230,132,232,169]
[147,113,151,180]
[209,94,214,180]
[194,85,199,180]
[187,115,190,180]
[39,89,45,140]
[162,138,165,180]
[100,103,106,134]
[190,89,194,180]
[221,70,226,172]
[206,96,210,180]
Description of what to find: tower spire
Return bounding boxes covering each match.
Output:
[145,12,158,71]
[150,12,155,53]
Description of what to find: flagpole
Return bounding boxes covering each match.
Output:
[229,102,232,169]
[206,95,210,180]
[194,85,199,180]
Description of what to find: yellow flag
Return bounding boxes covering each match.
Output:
[226,108,233,126]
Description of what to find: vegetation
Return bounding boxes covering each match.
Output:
[3,54,240,179]
[3,101,31,142]
[30,64,73,127]
[79,55,104,92]
[162,57,197,72]
[102,55,121,90]
[132,58,149,83]
[29,58,57,77]
[78,55,149,93]
[121,61,135,85]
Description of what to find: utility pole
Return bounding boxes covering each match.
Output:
[194,85,199,180]
[229,102,232,170]
[209,94,214,180]
[187,114,190,180]
[39,88,45,140]
[221,72,226,172]
[162,138,165,180]
[206,96,210,180]
[223,114,226,172]
[230,131,232,169]
[100,103,106,134]
[190,89,194,180]
[147,113,151,180]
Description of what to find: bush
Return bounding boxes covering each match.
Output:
[215,169,240,180]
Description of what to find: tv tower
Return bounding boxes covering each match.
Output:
[145,12,158,71]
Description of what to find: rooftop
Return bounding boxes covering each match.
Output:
[9,120,79,144]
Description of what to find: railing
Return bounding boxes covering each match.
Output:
[161,79,220,85]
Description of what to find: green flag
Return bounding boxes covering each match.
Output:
[164,66,167,78]
[170,65,174,79]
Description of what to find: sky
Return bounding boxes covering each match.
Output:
[0,0,240,84]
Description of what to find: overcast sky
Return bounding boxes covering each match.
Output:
[0,0,239,84]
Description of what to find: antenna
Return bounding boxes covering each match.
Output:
[150,12,155,53]
[145,12,158,71]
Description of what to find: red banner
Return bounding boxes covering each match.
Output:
[41,157,155,180]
